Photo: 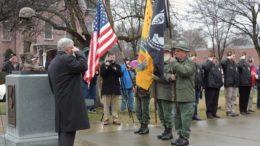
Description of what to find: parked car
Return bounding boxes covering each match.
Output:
[0,84,6,102]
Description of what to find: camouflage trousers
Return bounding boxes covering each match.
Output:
[157,99,174,128]
[173,102,194,139]
[135,89,150,124]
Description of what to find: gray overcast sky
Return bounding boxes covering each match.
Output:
[170,0,193,30]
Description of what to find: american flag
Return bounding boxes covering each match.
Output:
[84,0,117,84]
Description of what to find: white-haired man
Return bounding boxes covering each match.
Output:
[48,38,90,146]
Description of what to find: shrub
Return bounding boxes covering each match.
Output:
[3,48,14,61]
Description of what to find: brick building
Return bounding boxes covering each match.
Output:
[195,46,259,66]
[0,0,95,69]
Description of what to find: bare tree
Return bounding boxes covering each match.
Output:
[217,0,260,58]
[229,34,253,47]
[0,0,145,50]
[189,0,234,61]
[182,28,208,50]
[111,0,145,57]
[0,0,16,21]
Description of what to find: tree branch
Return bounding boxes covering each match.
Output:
[117,34,141,42]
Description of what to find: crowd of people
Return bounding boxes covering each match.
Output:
[2,38,260,146]
[92,44,260,146]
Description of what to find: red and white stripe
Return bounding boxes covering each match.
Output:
[84,23,117,85]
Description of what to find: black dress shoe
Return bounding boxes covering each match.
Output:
[134,127,142,134]
[248,109,255,112]
[192,116,201,121]
[158,125,166,139]
[157,132,165,139]
[139,124,149,135]
[139,127,149,135]
[175,137,189,146]
[212,114,220,118]
[171,137,181,145]
[161,128,173,140]
[134,124,144,134]
[207,114,214,119]
[228,112,239,117]
[240,112,248,115]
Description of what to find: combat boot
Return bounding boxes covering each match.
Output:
[161,128,173,140]
[139,124,149,135]
[157,124,166,139]
[134,123,143,134]
[175,136,189,146]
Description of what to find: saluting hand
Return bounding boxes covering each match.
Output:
[170,57,176,63]
[72,47,80,52]
[171,74,176,81]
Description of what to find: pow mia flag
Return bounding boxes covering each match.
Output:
[147,0,167,77]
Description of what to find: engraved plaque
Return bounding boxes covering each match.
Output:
[8,85,16,127]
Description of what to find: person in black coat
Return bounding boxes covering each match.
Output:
[237,52,252,115]
[48,38,90,146]
[190,51,203,121]
[203,53,223,119]
[255,66,260,109]
[100,53,123,125]
[221,51,239,117]
[2,54,20,74]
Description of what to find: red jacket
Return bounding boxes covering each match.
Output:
[251,66,256,86]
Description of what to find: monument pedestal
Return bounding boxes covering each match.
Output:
[2,74,58,146]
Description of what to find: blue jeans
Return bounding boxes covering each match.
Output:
[82,81,96,110]
[121,88,134,112]
[193,89,201,118]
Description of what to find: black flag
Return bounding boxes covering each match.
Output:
[147,0,167,77]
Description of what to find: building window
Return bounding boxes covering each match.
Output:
[85,0,96,10]
[2,21,12,41]
[45,22,53,40]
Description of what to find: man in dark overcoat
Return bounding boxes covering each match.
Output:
[48,38,90,146]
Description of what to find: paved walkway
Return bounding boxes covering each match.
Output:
[75,114,260,146]
[0,114,259,146]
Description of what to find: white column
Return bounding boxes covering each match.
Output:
[43,48,47,67]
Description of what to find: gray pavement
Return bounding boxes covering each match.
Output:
[75,114,260,146]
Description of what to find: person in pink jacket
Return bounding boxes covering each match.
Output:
[248,57,256,112]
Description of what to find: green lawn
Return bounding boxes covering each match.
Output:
[0,90,259,124]
[0,103,5,115]
[88,90,260,124]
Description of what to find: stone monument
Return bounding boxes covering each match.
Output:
[4,74,58,146]
[1,7,58,146]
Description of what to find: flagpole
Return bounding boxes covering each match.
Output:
[165,0,179,114]
[101,0,135,85]
[101,0,135,123]
[165,0,172,39]
[143,0,157,125]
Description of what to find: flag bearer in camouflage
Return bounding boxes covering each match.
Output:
[153,45,175,141]
[134,87,151,135]
[171,44,195,146]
